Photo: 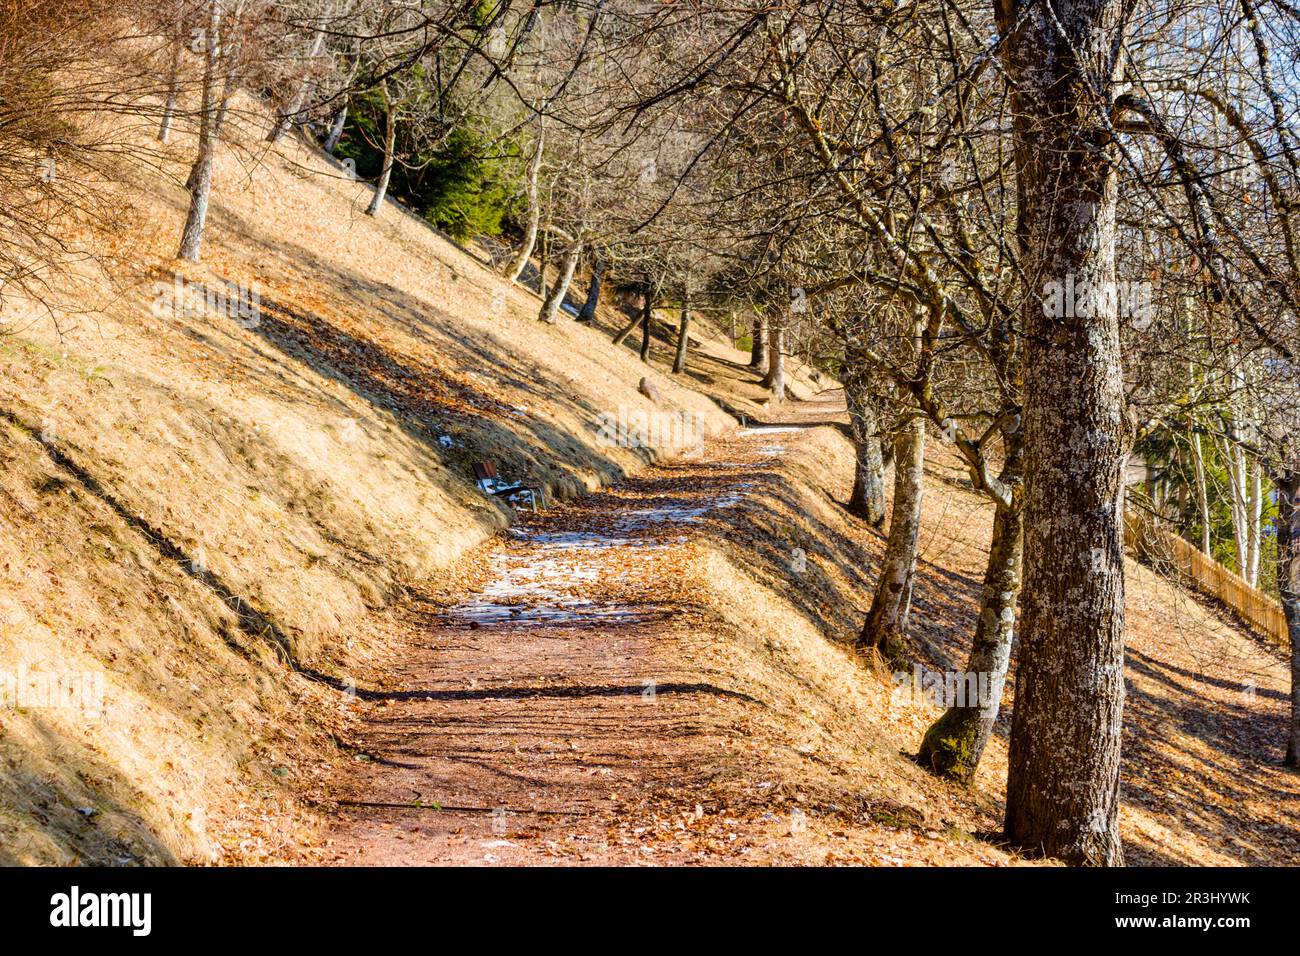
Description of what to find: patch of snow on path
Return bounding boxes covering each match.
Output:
[738,426,804,436]
[614,491,746,532]
[452,424,802,626]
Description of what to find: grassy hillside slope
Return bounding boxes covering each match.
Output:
[675,428,1300,865]
[1,85,1293,867]
[0,89,766,864]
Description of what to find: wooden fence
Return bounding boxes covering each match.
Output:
[1125,512,1290,646]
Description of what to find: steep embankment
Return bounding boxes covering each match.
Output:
[902,442,1300,865]
[317,403,1024,868]
[2,84,1295,867]
[315,410,1020,866]
[0,86,788,864]
[307,387,1300,866]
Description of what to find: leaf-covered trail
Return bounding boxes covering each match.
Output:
[317,412,825,865]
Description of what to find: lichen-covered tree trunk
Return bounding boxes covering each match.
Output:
[177,0,223,262]
[750,314,768,368]
[576,258,604,323]
[1226,435,1261,584]
[537,230,549,297]
[672,294,691,374]
[504,130,544,282]
[210,68,237,144]
[539,239,582,324]
[1278,475,1300,767]
[158,32,183,143]
[763,320,785,401]
[323,106,348,154]
[859,416,925,664]
[1247,463,1264,585]
[1000,0,1131,867]
[365,84,395,217]
[267,29,326,144]
[639,282,653,363]
[848,425,887,526]
[843,349,886,526]
[1191,432,1212,554]
[918,495,1023,781]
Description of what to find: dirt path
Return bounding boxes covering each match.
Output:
[318,405,833,865]
[307,386,1300,867]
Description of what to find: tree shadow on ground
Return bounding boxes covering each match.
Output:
[1120,647,1300,864]
[0,715,180,866]
[181,201,714,509]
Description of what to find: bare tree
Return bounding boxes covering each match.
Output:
[364,78,395,215]
[177,0,230,262]
[504,125,545,280]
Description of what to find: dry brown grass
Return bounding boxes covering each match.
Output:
[2,70,1292,867]
[312,411,1297,866]
[664,424,1300,865]
[0,81,773,864]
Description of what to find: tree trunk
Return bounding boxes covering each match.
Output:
[672,293,691,374]
[638,280,653,363]
[539,238,582,324]
[843,353,886,526]
[159,32,184,143]
[537,229,549,298]
[612,280,650,347]
[859,416,925,665]
[762,320,785,400]
[750,314,768,367]
[1226,435,1253,578]
[210,65,237,143]
[504,129,544,282]
[1191,431,1212,554]
[267,29,326,143]
[177,0,223,263]
[1247,460,1263,585]
[612,311,640,346]
[918,491,1024,782]
[323,106,348,154]
[848,432,887,526]
[365,84,395,216]
[576,258,604,323]
[1279,475,1300,767]
[1001,0,1131,867]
